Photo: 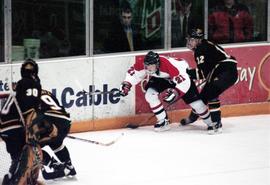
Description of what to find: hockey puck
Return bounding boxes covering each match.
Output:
[125,123,139,129]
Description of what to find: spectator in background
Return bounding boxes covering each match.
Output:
[171,0,199,47]
[103,0,142,53]
[208,0,253,44]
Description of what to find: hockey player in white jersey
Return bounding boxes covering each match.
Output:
[120,51,215,133]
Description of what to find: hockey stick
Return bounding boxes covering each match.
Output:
[125,101,176,129]
[67,133,124,146]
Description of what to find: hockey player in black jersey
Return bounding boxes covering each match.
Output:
[182,28,238,134]
[16,59,76,180]
[17,60,76,179]
[36,89,77,180]
[1,58,43,185]
[1,59,76,184]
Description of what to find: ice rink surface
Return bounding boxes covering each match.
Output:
[41,114,270,185]
[1,114,270,185]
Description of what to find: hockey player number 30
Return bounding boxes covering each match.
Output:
[41,95,62,110]
[26,88,39,97]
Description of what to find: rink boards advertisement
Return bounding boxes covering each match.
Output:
[0,44,269,122]
[135,45,270,114]
[0,57,135,121]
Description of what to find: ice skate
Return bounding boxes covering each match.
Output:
[42,160,76,180]
[154,119,170,132]
[42,157,68,180]
[207,126,215,135]
[49,157,65,171]
[207,121,222,134]
[42,167,65,180]
[180,111,199,126]
[2,174,12,185]
[64,161,77,177]
[214,121,222,133]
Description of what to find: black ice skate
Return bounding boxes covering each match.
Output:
[154,119,170,132]
[207,121,222,135]
[214,121,222,133]
[42,167,65,180]
[42,161,76,180]
[180,111,199,126]
[64,161,77,177]
[2,174,12,185]
[49,157,65,171]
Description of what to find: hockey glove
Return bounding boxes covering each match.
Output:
[120,81,132,96]
[186,68,197,80]
[163,88,179,104]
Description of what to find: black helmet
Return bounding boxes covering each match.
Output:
[21,58,39,79]
[144,51,160,66]
[188,28,204,39]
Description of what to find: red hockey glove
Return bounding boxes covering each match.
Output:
[120,81,132,96]
[163,88,179,104]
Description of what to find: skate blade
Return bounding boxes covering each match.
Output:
[208,128,222,135]
[154,125,170,132]
[215,128,223,134]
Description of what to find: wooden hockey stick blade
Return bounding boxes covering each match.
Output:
[125,114,156,129]
[125,100,177,129]
[67,133,124,146]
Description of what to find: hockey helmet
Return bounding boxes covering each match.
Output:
[20,58,39,79]
[144,51,160,66]
[188,28,204,39]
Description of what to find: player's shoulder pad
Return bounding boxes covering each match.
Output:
[133,57,145,71]
[159,55,171,62]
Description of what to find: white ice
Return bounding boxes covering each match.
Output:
[1,114,270,185]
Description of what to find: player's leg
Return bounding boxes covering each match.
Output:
[180,109,199,125]
[208,98,222,133]
[1,127,26,184]
[200,66,238,133]
[145,88,170,131]
[53,145,76,176]
[41,149,67,180]
[42,146,76,179]
[144,77,175,131]
[7,144,43,185]
[45,116,76,177]
[180,81,202,126]
[181,81,215,134]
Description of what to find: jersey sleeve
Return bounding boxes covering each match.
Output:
[123,60,146,86]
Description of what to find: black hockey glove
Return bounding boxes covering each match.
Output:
[163,88,179,104]
[186,68,197,80]
[120,81,132,96]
